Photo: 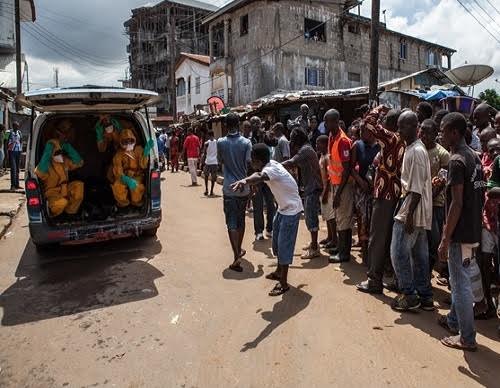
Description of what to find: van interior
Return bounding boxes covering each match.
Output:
[35,113,150,226]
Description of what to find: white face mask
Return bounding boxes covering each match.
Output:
[105,125,114,134]
[53,154,64,164]
[124,143,135,152]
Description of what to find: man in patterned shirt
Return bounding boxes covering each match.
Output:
[357,107,405,294]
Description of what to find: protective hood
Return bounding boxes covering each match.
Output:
[119,129,136,145]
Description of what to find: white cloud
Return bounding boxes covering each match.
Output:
[26,55,127,89]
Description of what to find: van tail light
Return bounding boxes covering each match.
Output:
[150,170,161,210]
[29,197,40,207]
[26,180,38,191]
[26,178,41,210]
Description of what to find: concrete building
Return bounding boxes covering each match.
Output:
[203,0,456,106]
[0,0,35,128]
[175,52,210,117]
[124,0,217,115]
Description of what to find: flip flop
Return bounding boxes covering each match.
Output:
[441,335,477,352]
[239,249,247,258]
[265,272,280,281]
[269,282,290,296]
[229,262,243,272]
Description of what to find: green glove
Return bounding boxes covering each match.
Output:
[61,142,83,164]
[95,122,104,142]
[38,142,54,174]
[111,118,122,132]
[143,138,154,157]
[121,175,138,191]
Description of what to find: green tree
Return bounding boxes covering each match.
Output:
[478,88,500,110]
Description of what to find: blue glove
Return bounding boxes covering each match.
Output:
[61,142,83,164]
[111,118,122,132]
[121,175,138,191]
[38,142,54,174]
[95,122,104,142]
[143,138,154,157]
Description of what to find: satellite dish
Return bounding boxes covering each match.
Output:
[445,64,494,87]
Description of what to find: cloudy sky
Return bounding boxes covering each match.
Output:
[20,0,500,94]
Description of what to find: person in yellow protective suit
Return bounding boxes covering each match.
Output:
[111,129,154,208]
[35,121,85,217]
[95,114,122,153]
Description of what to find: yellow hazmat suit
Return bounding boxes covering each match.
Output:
[35,139,85,217]
[111,129,150,208]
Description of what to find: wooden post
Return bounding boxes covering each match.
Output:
[369,0,380,104]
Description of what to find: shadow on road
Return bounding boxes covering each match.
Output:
[459,346,500,388]
[240,284,312,352]
[0,237,163,326]
[252,239,274,259]
[222,259,264,280]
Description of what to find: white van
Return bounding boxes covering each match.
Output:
[17,87,162,251]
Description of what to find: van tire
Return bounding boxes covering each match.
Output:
[142,227,158,238]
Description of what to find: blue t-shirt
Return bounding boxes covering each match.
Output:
[355,140,380,179]
[217,132,252,197]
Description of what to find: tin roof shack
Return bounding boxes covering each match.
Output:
[124,0,217,114]
[203,0,455,107]
[378,68,465,111]
[241,87,368,128]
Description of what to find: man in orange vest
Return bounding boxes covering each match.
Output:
[326,109,354,263]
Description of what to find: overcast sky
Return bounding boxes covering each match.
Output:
[22,0,500,94]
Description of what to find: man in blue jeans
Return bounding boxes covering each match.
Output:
[283,128,322,259]
[438,112,484,352]
[390,111,434,311]
[7,122,22,191]
[217,113,252,272]
[232,144,303,296]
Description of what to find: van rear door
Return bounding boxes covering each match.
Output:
[16,87,160,113]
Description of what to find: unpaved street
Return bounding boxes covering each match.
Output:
[0,171,499,388]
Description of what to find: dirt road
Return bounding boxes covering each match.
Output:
[0,171,498,387]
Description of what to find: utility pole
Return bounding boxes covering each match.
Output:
[25,61,29,91]
[15,0,22,98]
[369,0,380,104]
[169,7,177,121]
[54,68,59,88]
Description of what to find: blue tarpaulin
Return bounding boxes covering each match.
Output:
[422,89,460,101]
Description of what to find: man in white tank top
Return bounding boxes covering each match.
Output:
[201,130,219,196]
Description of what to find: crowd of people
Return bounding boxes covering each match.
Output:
[167,101,500,352]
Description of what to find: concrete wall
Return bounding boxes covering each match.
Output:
[175,59,211,116]
[0,0,15,51]
[208,0,453,106]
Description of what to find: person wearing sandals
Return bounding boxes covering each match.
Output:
[437,113,485,352]
[390,111,434,312]
[217,113,253,273]
[231,144,303,296]
[282,129,323,260]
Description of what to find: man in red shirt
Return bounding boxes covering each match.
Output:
[183,127,201,185]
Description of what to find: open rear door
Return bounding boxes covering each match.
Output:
[16,87,160,113]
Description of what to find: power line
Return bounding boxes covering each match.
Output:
[470,0,500,32]
[484,0,500,15]
[455,0,500,44]
[0,3,128,66]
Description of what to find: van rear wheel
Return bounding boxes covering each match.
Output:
[142,227,158,238]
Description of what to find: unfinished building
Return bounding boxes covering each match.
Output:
[124,0,217,114]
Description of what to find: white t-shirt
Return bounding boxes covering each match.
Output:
[395,139,432,230]
[262,160,303,216]
[205,139,218,165]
